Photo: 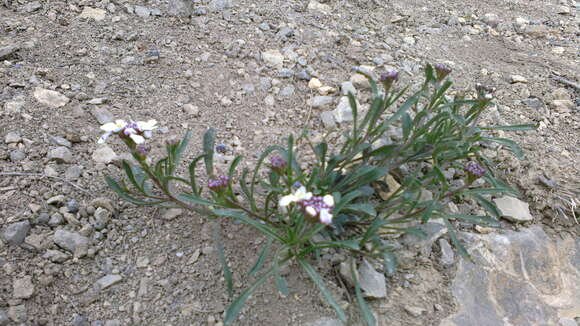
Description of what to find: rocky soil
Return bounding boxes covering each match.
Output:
[1,0,579,325]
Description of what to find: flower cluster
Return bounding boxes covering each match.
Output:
[208,175,229,192]
[434,63,452,81]
[379,71,398,92]
[270,155,287,172]
[98,119,157,145]
[279,186,334,225]
[465,161,486,177]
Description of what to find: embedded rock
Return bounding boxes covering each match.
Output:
[33,88,70,108]
[493,196,534,222]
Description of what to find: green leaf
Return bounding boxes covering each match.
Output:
[248,237,272,276]
[105,176,163,206]
[250,145,285,210]
[122,161,144,193]
[213,222,233,297]
[485,137,524,159]
[333,190,362,215]
[203,128,217,175]
[178,193,224,207]
[402,112,412,141]
[442,218,471,261]
[480,124,537,132]
[473,194,501,218]
[382,250,397,276]
[343,203,377,217]
[275,274,289,297]
[188,154,206,196]
[214,209,284,243]
[224,266,277,325]
[447,214,500,227]
[351,260,376,326]
[380,91,421,131]
[298,259,347,322]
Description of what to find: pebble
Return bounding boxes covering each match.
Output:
[0,44,19,60]
[48,213,64,226]
[47,195,66,206]
[93,208,111,230]
[1,221,31,246]
[90,106,114,124]
[13,276,35,299]
[53,229,90,257]
[404,306,426,317]
[95,274,123,291]
[42,250,70,263]
[33,88,70,108]
[510,75,528,84]
[296,70,311,80]
[332,96,355,123]
[47,147,74,164]
[72,314,89,326]
[309,96,334,109]
[4,132,21,144]
[261,50,284,69]
[277,69,294,78]
[10,150,26,162]
[308,78,322,89]
[8,305,26,323]
[167,0,193,17]
[320,111,336,129]
[438,239,455,266]
[209,0,232,12]
[359,259,387,298]
[134,6,151,18]
[92,146,117,164]
[65,166,83,181]
[79,7,107,21]
[0,310,8,326]
[340,81,357,96]
[307,0,331,14]
[161,208,183,221]
[49,135,72,148]
[182,104,200,116]
[279,85,295,98]
[493,196,534,222]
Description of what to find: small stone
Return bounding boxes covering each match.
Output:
[307,0,331,14]
[161,208,183,221]
[33,88,70,108]
[482,13,500,27]
[262,50,284,69]
[87,98,108,105]
[53,229,90,258]
[4,132,21,144]
[167,0,193,17]
[318,86,336,96]
[209,0,232,12]
[309,96,334,109]
[340,81,357,96]
[7,305,26,323]
[48,213,64,226]
[296,70,311,80]
[350,74,370,89]
[105,320,121,326]
[332,96,355,123]
[320,111,336,129]
[13,276,35,299]
[259,77,272,91]
[404,306,426,317]
[277,69,294,78]
[510,75,528,84]
[279,85,295,98]
[550,100,574,113]
[65,166,83,181]
[308,78,323,89]
[134,6,151,18]
[42,250,70,263]
[136,256,150,268]
[0,310,8,326]
[556,5,571,15]
[182,104,199,116]
[359,259,387,298]
[47,195,66,206]
[92,146,117,164]
[2,221,31,246]
[49,135,72,148]
[72,314,89,326]
[79,7,107,21]
[403,36,415,45]
[9,150,26,162]
[95,274,123,291]
[439,239,455,266]
[47,147,74,164]
[0,45,19,60]
[558,317,577,326]
[93,207,111,230]
[90,106,114,124]
[264,95,275,106]
[493,196,534,222]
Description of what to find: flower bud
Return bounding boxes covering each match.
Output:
[465,161,486,178]
[475,83,496,103]
[434,63,452,82]
[270,155,287,173]
[135,144,151,159]
[379,71,398,92]
[208,175,229,192]
[216,144,228,154]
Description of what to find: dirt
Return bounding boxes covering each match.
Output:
[0,0,578,325]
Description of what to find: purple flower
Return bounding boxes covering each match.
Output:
[465,161,486,177]
[208,175,229,192]
[297,194,335,225]
[434,63,452,81]
[379,71,399,91]
[292,181,302,189]
[270,155,287,172]
[216,144,228,154]
[135,144,150,157]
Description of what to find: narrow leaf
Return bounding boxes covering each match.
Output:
[299,259,347,322]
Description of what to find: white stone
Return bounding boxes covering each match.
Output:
[493,196,534,222]
[92,146,117,164]
[308,78,322,89]
[79,7,107,21]
[95,274,123,290]
[33,88,70,108]
[359,259,387,298]
[307,0,331,14]
[182,104,199,116]
[510,75,528,84]
[261,50,284,69]
[13,276,35,299]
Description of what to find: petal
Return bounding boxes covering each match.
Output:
[279,195,296,207]
[143,130,152,138]
[123,128,137,135]
[305,206,317,217]
[97,132,112,144]
[130,134,145,144]
[100,122,118,132]
[319,209,333,225]
[323,195,334,206]
[138,120,158,131]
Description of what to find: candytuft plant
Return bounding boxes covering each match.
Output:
[102,64,534,325]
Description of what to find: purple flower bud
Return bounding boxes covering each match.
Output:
[434,63,452,81]
[270,155,287,172]
[165,137,180,146]
[135,144,150,157]
[216,144,228,154]
[208,175,229,192]
[465,161,486,177]
[292,181,302,189]
[379,71,399,92]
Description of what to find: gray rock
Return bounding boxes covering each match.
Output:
[209,0,232,12]
[48,147,74,164]
[296,70,311,80]
[66,200,80,213]
[482,13,500,27]
[162,208,183,221]
[262,50,284,68]
[0,310,8,326]
[401,222,448,257]
[90,106,114,124]
[65,165,83,181]
[0,44,19,60]
[2,221,31,246]
[72,314,89,326]
[359,259,387,299]
[332,96,355,123]
[53,229,89,258]
[13,275,35,299]
[493,196,534,222]
[49,135,72,148]
[7,304,26,323]
[134,6,151,18]
[87,98,108,105]
[48,213,64,226]
[277,69,294,78]
[259,77,272,91]
[558,318,577,326]
[320,111,336,129]
[95,274,123,291]
[304,317,344,326]
[47,195,66,206]
[9,150,26,162]
[439,238,455,266]
[104,320,121,326]
[4,131,21,144]
[33,88,69,108]
[193,8,207,16]
[42,250,70,263]
[37,212,50,225]
[309,96,334,109]
[92,146,117,164]
[167,0,192,17]
[279,85,295,98]
[340,81,357,96]
[93,208,111,230]
[442,226,580,326]
[182,104,199,116]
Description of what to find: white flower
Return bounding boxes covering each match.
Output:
[323,194,334,206]
[305,206,317,217]
[129,134,145,144]
[97,119,158,144]
[137,119,157,132]
[278,186,313,207]
[319,209,333,225]
[98,120,127,144]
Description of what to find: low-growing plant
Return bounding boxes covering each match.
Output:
[101,64,534,325]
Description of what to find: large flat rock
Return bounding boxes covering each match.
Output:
[441,226,580,326]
